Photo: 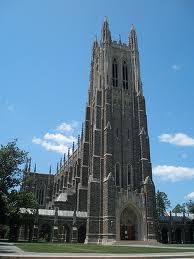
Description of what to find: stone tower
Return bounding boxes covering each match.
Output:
[22,18,157,244]
[83,18,157,244]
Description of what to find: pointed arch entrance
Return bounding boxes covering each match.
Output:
[120,207,139,240]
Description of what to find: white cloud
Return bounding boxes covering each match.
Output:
[44,133,76,144]
[56,122,73,132]
[159,133,194,147]
[32,121,79,154]
[153,165,194,182]
[171,64,181,71]
[185,192,194,199]
[32,137,69,154]
[56,121,79,133]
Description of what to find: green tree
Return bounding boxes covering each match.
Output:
[0,140,28,222]
[186,200,194,213]
[0,140,37,240]
[172,203,185,213]
[0,140,28,194]
[155,190,171,217]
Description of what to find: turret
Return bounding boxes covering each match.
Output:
[77,134,80,149]
[81,123,84,141]
[129,24,138,51]
[101,17,111,46]
[92,35,98,55]
[129,25,142,95]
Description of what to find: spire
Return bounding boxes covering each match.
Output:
[49,165,52,174]
[68,148,70,159]
[56,162,59,174]
[92,35,99,60]
[118,34,121,44]
[129,24,138,51]
[60,158,62,169]
[77,134,80,148]
[129,24,142,95]
[72,142,75,153]
[81,123,84,140]
[34,163,36,173]
[63,153,66,163]
[101,16,111,46]
[93,35,98,49]
[28,158,31,172]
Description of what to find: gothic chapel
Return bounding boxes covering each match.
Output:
[23,18,158,244]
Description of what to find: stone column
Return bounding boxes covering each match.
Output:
[71,210,78,243]
[52,207,59,242]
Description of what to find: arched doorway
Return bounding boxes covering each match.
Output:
[120,207,138,240]
[78,224,86,243]
[161,228,168,244]
[175,228,182,244]
[39,224,51,241]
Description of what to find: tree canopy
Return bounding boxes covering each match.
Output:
[186,200,194,214]
[0,140,37,226]
[172,201,194,214]
[155,190,171,217]
[172,203,185,213]
[0,139,27,195]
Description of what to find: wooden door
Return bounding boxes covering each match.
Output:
[128,225,135,240]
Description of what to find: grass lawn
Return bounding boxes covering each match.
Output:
[15,243,194,254]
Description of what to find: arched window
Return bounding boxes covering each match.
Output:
[116,128,119,138]
[122,61,128,89]
[57,179,60,193]
[128,164,131,185]
[115,163,120,186]
[60,176,64,190]
[37,188,44,205]
[54,182,57,195]
[69,166,73,183]
[41,189,44,205]
[112,59,118,87]
[64,172,68,187]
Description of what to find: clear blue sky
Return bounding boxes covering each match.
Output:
[1,0,194,208]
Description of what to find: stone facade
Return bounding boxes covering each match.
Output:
[21,19,194,244]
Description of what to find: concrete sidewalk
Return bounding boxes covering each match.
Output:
[1,252,194,258]
[0,242,23,254]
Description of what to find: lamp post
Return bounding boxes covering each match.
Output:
[32,207,39,242]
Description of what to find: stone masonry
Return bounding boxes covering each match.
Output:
[22,18,160,244]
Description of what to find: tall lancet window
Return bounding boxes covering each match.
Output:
[115,163,120,186]
[122,61,128,89]
[128,164,132,185]
[112,58,118,87]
